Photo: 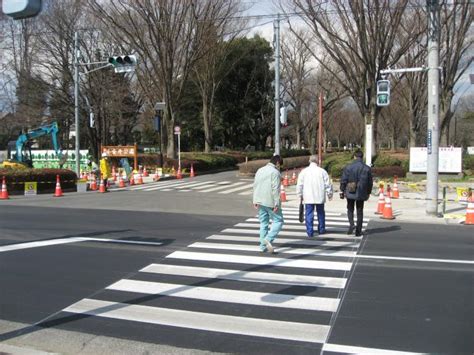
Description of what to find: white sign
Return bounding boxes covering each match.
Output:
[174,126,181,135]
[365,124,372,166]
[467,147,474,155]
[409,147,463,173]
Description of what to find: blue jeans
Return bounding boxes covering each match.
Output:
[257,205,284,251]
[305,203,326,236]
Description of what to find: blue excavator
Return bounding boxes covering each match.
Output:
[3,122,67,169]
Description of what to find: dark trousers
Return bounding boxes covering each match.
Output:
[347,199,364,234]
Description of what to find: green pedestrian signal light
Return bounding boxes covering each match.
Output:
[108,55,137,73]
[376,79,390,107]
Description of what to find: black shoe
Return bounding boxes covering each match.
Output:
[347,226,354,235]
[355,230,362,237]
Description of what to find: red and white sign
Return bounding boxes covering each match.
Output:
[174,126,181,135]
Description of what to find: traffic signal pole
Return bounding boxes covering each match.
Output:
[274,15,281,156]
[74,31,80,175]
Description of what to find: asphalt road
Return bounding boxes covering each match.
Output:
[0,171,473,354]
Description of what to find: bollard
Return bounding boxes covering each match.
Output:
[442,186,447,216]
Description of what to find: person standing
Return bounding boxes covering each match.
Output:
[253,155,284,253]
[340,150,373,236]
[296,155,333,237]
[99,152,112,190]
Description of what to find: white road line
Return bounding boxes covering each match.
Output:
[107,279,340,312]
[64,298,330,344]
[167,251,353,271]
[356,254,474,265]
[129,180,186,191]
[322,343,428,355]
[237,222,368,228]
[189,242,357,258]
[206,235,360,248]
[140,264,347,289]
[198,182,247,193]
[222,228,363,239]
[174,181,216,189]
[0,237,163,253]
[238,190,253,195]
[219,183,254,194]
[192,181,231,190]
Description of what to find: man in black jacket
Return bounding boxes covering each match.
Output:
[340,150,373,236]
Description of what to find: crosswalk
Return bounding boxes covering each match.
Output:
[110,178,266,196]
[62,207,368,350]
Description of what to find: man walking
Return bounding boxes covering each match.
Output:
[253,155,284,253]
[340,150,373,236]
[296,155,333,237]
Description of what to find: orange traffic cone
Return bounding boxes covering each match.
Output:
[54,175,63,197]
[280,183,287,202]
[392,176,400,199]
[291,171,297,185]
[283,170,289,187]
[90,175,97,191]
[112,166,117,182]
[143,166,149,177]
[190,164,195,178]
[154,168,160,181]
[129,174,135,186]
[381,185,395,220]
[464,192,474,225]
[177,167,182,179]
[98,175,107,193]
[118,175,125,188]
[1,176,9,200]
[137,172,144,184]
[375,184,385,215]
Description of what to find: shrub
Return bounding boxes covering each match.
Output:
[328,162,347,178]
[371,166,406,178]
[0,168,77,195]
[238,156,311,176]
[373,154,402,167]
[463,154,474,171]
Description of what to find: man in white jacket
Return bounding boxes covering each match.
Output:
[296,155,333,237]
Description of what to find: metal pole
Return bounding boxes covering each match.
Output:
[74,31,80,175]
[178,133,181,171]
[274,14,281,155]
[318,92,323,165]
[426,0,440,215]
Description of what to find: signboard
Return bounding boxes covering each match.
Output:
[24,181,37,196]
[174,126,181,135]
[409,147,462,173]
[101,144,138,171]
[467,147,474,155]
[365,124,372,166]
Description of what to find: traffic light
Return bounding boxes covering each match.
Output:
[108,55,137,73]
[2,0,42,19]
[280,106,288,126]
[376,79,390,107]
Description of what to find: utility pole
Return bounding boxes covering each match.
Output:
[426,0,440,215]
[318,93,323,166]
[74,31,80,175]
[274,14,281,155]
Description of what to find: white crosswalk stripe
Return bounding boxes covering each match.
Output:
[61,207,369,349]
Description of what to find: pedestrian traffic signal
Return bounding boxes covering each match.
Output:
[376,79,390,107]
[108,55,137,73]
[2,0,42,19]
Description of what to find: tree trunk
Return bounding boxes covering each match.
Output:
[202,100,212,153]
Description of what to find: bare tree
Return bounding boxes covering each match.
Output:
[438,1,473,145]
[285,0,422,158]
[87,0,239,158]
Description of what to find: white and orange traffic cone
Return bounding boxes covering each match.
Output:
[112,166,117,182]
[381,185,395,220]
[98,175,107,193]
[136,172,144,184]
[118,175,125,188]
[143,166,149,177]
[375,184,385,215]
[190,164,195,178]
[90,175,97,191]
[177,167,183,179]
[291,171,297,185]
[54,175,63,197]
[392,176,400,199]
[283,170,289,187]
[280,183,287,203]
[129,174,135,186]
[464,192,474,225]
[1,176,9,200]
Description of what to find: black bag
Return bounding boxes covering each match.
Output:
[347,181,357,193]
[299,201,304,223]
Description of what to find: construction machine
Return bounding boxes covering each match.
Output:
[2,122,67,169]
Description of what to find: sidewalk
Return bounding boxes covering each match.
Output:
[283,184,470,226]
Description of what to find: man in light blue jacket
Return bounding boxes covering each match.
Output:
[253,155,284,253]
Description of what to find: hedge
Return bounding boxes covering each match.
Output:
[238,156,311,176]
[0,168,77,195]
